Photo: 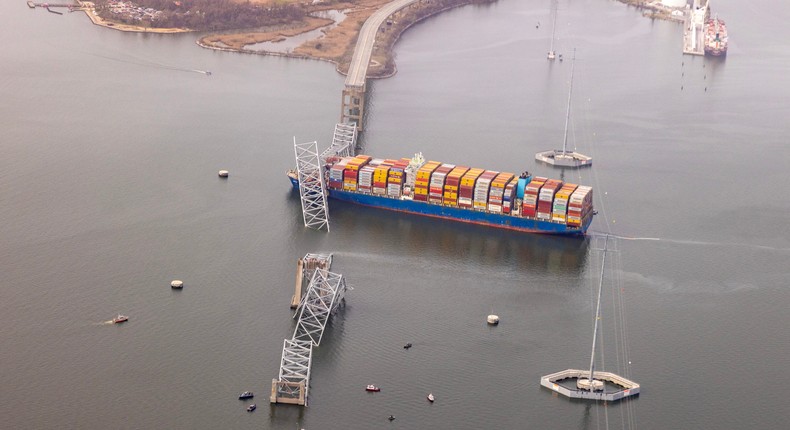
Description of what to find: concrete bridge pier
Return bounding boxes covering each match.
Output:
[341,84,366,131]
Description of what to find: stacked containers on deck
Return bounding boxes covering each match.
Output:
[357,163,376,194]
[552,183,578,223]
[458,168,485,209]
[387,158,410,198]
[522,177,547,218]
[373,160,394,195]
[328,157,351,190]
[502,178,518,214]
[487,172,515,213]
[442,166,469,206]
[567,186,593,227]
[537,179,563,220]
[474,171,499,211]
[414,161,441,202]
[429,164,455,204]
[343,155,371,191]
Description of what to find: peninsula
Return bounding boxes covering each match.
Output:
[79,0,496,78]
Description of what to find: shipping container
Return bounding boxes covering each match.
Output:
[521,177,546,217]
[442,166,469,206]
[458,168,485,208]
[413,161,441,202]
[503,178,517,214]
[488,172,515,212]
[473,171,499,210]
[429,164,455,203]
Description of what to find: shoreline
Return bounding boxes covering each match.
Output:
[79,1,191,34]
[76,0,494,79]
[197,0,496,79]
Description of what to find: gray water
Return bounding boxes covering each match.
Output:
[1,1,789,429]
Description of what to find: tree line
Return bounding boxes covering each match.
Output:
[95,0,307,31]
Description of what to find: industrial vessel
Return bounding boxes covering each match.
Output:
[704,17,727,56]
[288,153,594,236]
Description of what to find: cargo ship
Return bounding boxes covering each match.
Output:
[288,153,595,236]
[704,17,727,57]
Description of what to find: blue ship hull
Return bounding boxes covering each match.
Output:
[327,189,591,236]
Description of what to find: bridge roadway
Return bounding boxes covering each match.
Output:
[344,0,422,88]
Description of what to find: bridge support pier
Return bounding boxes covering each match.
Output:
[341,85,366,131]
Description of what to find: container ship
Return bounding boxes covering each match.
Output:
[704,17,728,57]
[289,153,595,236]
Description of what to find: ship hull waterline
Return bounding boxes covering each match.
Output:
[326,189,592,236]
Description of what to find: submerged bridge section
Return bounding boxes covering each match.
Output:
[341,0,422,130]
[272,254,346,406]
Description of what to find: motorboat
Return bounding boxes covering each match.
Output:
[403,343,412,349]
[238,391,254,400]
[365,385,381,392]
[427,393,435,402]
[112,314,128,324]
[246,404,256,412]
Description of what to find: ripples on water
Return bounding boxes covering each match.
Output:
[1,1,790,429]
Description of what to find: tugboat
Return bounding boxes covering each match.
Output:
[246,404,256,412]
[365,385,381,392]
[112,314,128,324]
[238,391,254,400]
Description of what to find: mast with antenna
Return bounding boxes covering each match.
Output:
[548,0,558,60]
[535,49,593,168]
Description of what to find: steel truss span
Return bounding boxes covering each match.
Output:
[294,139,330,231]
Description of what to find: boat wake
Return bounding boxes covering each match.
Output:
[85,50,210,75]
[594,232,790,253]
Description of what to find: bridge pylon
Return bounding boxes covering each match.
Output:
[341,85,366,131]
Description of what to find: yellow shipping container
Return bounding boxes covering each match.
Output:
[460,168,485,187]
[492,173,515,188]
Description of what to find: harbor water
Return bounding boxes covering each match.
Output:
[1,1,789,429]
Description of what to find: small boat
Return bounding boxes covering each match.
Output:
[112,314,128,324]
[246,404,256,412]
[403,343,412,349]
[365,385,381,392]
[427,393,435,402]
[238,391,254,400]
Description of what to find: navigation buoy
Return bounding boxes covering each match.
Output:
[487,314,500,325]
[171,280,184,289]
[218,170,229,178]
